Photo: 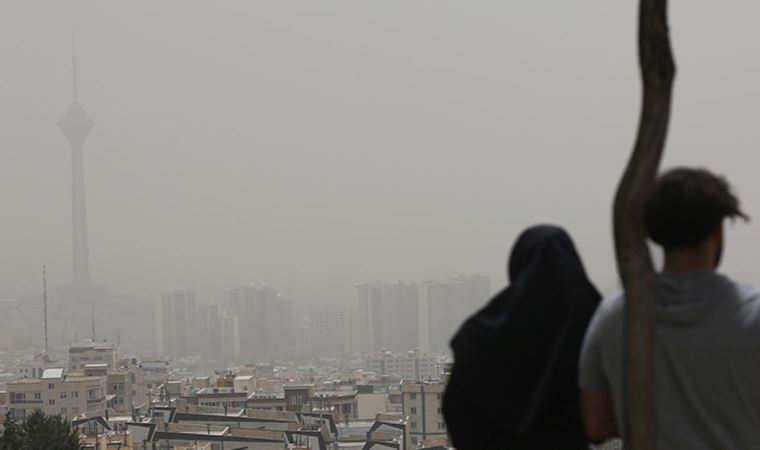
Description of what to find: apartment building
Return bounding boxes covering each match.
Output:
[357,281,421,354]
[295,309,352,358]
[401,380,448,447]
[6,368,107,420]
[17,352,59,379]
[425,275,490,352]
[365,350,440,381]
[69,344,118,371]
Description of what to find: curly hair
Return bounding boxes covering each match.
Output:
[644,167,749,249]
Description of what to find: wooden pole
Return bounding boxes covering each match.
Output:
[613,0,675,449]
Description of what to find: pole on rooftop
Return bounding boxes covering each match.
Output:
[613,0,675,448]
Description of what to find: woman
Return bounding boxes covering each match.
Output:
[443,225,601,449]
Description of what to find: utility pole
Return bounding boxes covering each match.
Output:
[614,0,675,449]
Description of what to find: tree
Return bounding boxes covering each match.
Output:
[0,411,81,450]
[0,412,23,450]
[613,0,675,449]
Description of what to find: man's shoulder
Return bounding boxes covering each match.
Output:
[596,290,626,319]
[585,290,626,339]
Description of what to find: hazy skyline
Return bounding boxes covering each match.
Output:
[2,1,760,307]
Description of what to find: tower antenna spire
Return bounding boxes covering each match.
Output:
[43,265,49,354]
[72,30,78,103]
[91,298,96,343]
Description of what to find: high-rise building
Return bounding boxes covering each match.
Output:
[356,281,420,354]
[425,275,490,353]
[156,289,197,358]
[225,284,292,363]
[296,309,352,358]
[220,311,240,363]
[196,303,222,362]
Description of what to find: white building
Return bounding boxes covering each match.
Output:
[6,368,107,420]
[365,350,441,381]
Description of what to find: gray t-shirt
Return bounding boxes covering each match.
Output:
[580,270,760,450]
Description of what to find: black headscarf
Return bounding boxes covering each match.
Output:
[443,225,601,449]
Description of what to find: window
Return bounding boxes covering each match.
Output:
[72,391,79,398]
[411,422,417,430]
[48,399,55,406]
[34,392,41,400]
[70,357,77,362]
[412,437,418,445]
[410,407,417,414]
[410,393,417,400]
[72,407,79,415]
[48,383,55,390]
[61,407,68,415]
[438,422,446,430]
[437,407,442,414]
[113,383,123,391]
[436,393,442,400]
[12,393,25,403]
[60,392,67,399]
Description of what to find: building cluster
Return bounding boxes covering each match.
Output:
[5,344,153,422]
[358,274,491,354]
[154,274,489,365]
[0,345,452,449]
[157,285,293,364]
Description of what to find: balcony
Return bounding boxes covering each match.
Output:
[9,399,43,405]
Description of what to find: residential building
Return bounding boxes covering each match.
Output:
[296,309,352,358]
[195,387,247,410]
[401,380,448,447]
[196,303,223,362]
[225,284,292,363]
[156,289,196,358]
[357,281,421,354]
[425,275,490,352]
[68,343,118,372]
[6,368,107,420]
[17,352,59,379]
[365,350,440,381]
[233,375,255,394]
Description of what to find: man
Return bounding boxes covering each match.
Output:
[580,167,758,449]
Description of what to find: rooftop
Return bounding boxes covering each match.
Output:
[42,368,65,379]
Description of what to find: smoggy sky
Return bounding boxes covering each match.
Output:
[2,1,760,306]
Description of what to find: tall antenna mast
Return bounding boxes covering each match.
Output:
[72,30,78,103]
[42,266,49,354]
[91,298,96,343]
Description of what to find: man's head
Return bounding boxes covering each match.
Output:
[644,167,748,270]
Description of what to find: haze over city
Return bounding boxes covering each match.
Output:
[4,2,760,449]
[2,1,760,308]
